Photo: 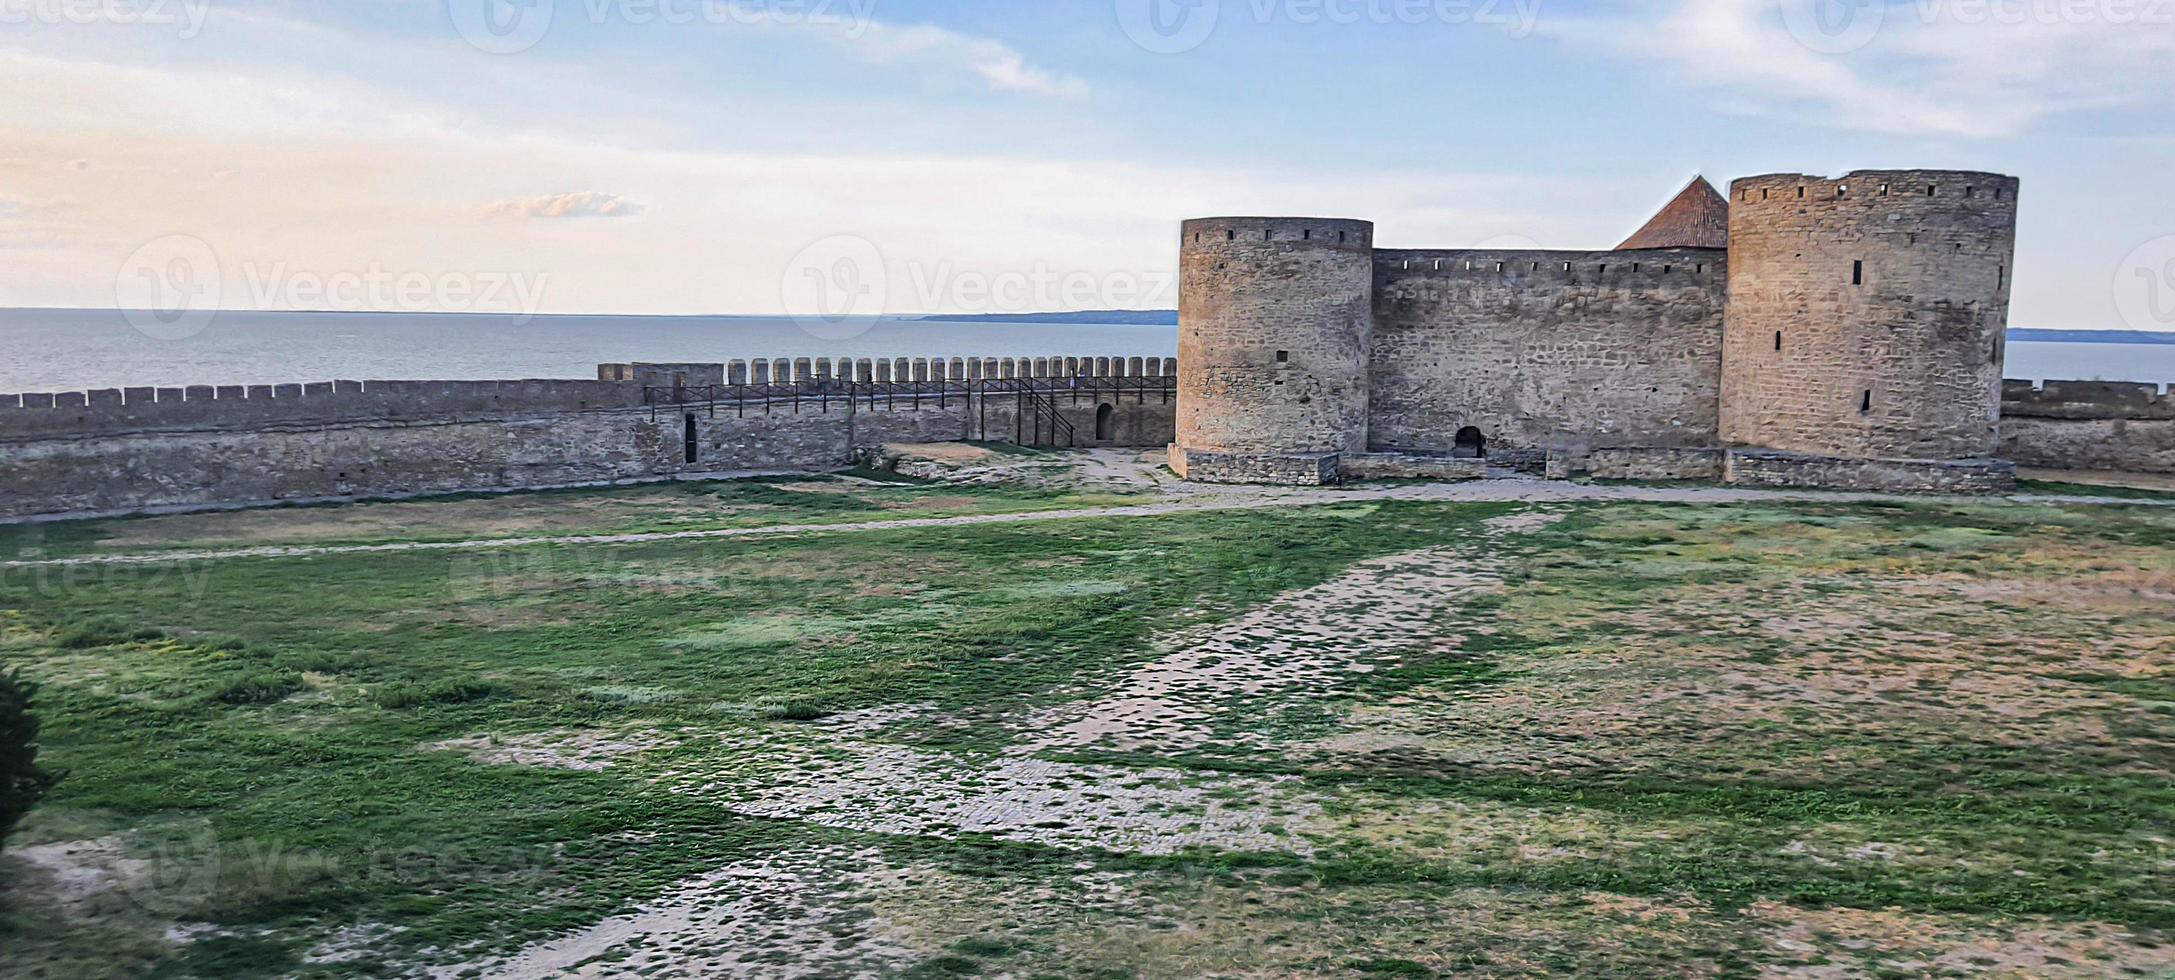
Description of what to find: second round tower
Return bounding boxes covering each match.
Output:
[1174,217,1375,482]
[1720,170,2019,462]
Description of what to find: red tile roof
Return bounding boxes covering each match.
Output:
[1619,176,1730,250]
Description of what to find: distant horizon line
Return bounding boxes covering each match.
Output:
[0,307,2170,340]
[0,306,1177,320]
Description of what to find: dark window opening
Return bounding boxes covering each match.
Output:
[1275,350,1289,363]
[1338,230,1346,242]
[684,414,700,464]
[1998,264,2005,289]
[1453,426,1487,460]
[1303,229,1312,240]
[1226,229,1235,240]
[1094,403,1114,441]
[1852,260,1864,286]
[1965,186,1975,198]
[1927,185,1937,196]
[1860,391,1873,414]
[1761,188,1770,200]
[1797,186,1806,198]
[1264,229,1272,240]
[1775,331,1783,352]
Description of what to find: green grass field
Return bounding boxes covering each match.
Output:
[1,480,2170,978]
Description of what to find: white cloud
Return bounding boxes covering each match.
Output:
[1546,0,2175,139]
[760,17,1092,100]
[482,191,645,219]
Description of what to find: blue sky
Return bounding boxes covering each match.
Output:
[2,0,2172,329]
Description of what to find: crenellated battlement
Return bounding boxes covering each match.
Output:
[2001,379,2175,420]
[0,353,1177,444]
[1373,247,1724,283]
[1181,217,1374,251]
[1729,169,2020,214]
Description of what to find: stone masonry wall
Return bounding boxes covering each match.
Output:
[1721,170,2019,461]
[1176,218,1376,459]
[1369,247,1727,455]
[0,361,1175,521]
[1999,380,2175,474]
[1724,449,2016,493]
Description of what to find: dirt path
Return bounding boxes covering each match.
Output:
[2,476,2163,570]
[1022,510,1564,754]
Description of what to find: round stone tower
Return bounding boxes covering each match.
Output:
[1173,217,1375,484]
[1720,170,2019,462]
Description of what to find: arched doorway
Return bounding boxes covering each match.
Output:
[1453,426,1487,459]
[1094,403,1115,442]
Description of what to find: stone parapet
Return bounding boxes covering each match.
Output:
[1723,449,2015,493]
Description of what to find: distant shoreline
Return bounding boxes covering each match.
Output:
[910,310,1179,326]
[907,313,2174,344]
[2006,328,2175,345]
[5,308,2172,344]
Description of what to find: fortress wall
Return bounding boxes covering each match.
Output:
[0,380,646,442]
[0,355,1175,444]
[1176,218,1376,460]
[0,411,684,520]
[1998,380,2175,474]
[1722,170,2019,461]
[1368,247,1727,454]
[0,387,1176,521]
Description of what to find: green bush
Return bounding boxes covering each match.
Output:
[759,701,830,722]
[1,670,57,852]
[209,671,307,706]
[372,680,506,709]
[54,616,163,650]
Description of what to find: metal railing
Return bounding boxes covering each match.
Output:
[641,375,1176,445]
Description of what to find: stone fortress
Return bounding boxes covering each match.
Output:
[1170,170,2105,491]
[0,167,2171,521]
